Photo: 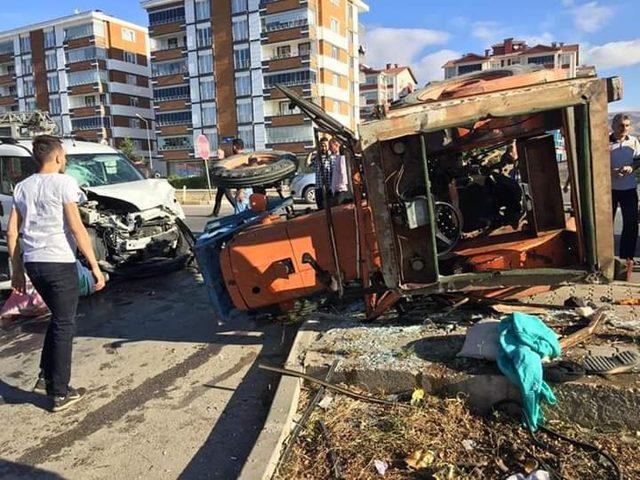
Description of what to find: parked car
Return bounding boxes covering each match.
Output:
[289,171,316,204]
[0,138,193,283]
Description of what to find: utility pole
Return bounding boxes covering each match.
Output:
[136,113,154,170]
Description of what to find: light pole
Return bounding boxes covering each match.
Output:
[135,113,153,170]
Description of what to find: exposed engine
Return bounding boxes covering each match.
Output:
[79,200,184,271]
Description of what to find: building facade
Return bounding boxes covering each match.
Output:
[359,63,417,118]
[141,0,368,177]
[0,11,155,159]
[443,38,580,79]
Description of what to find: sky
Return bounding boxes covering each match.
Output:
[1,0,639,111]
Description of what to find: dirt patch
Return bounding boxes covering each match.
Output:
[276,391,638,479]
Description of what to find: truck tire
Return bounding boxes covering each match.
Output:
[209,151,298,188]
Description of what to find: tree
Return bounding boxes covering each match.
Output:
[119,138,142,163]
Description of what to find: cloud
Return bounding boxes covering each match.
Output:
[523,32,555,46]
[471,21,506,43]
[414,49,461,83]
[583,39,640,70]
[362,27,450,69]
[570,1,614,33]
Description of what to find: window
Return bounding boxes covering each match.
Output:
[124,51,137,64]
[66,46,107,64]
[26,98,37,111]
[122,28,136,42]
[204,131,219,151]
[21,57,32,75]
[264,70,315,88]
[167,37,179,49]
[49,97,61,115]
[332,73,340,87]
[331,0,340,5]
[263,9,308,32]
[0,42,13,55]
[44,30,56,49]
[231,0,248,14]
[275,45,291,59]
[232,18,249,42]
[158,136,192,151]
[149,7,185,26]
[333,100,341,114]
[238,125,254,150]
[45,51,57,70]
[47,73,59,92]
[528,55,555,65]
[71,117,110,131]
[560,53,573,66]
[234,46,250,69]
[23,79,35,96]
[236,99,253,124]
[167,161,203,177]
[266,125,313,144]
[154,85,190,101]
[299,42,310,56]
[85,96,96,107]
[19,36,31,53]
[0,157,38,195]
[130,118,142,129]
[65,24,93,41]
[330,18,339,33]
[331,45,339,60]
[235,72,251,96]
[67,70,107,86]
[129,96,140,107]
[195,0,210,20]
[202,105,217,126]
[279,100,300,115]
[152,59,187,77]
[156,111,191,126]
[198,52,213,74]
[200,79,215,100]
[457,63,482,75]
[126,74,138,85]
[196,26,212,48]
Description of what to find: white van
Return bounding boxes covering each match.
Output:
[0,138,193,284]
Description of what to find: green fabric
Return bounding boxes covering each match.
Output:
[497,312,561,431]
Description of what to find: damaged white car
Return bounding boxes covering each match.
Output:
[0,139,193,281]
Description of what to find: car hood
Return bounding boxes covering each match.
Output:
[84,179,184,216]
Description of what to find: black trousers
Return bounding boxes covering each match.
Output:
[25,262,79,397]
[612,188,638,260]
[213,188,235,216]
[315,188,325,209]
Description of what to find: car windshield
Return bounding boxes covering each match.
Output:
[66,154,144,187]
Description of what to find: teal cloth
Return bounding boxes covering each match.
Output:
[497,312,561,432]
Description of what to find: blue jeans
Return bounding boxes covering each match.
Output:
[25,262,79,396]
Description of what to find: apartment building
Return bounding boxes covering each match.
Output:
[443,38,580,79]
[359,63,417,117]
[0,11,154,158]
[141,0,368,177]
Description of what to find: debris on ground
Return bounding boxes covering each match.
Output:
[275,392,638,480]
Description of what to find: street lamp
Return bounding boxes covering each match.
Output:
[135,113,154,170]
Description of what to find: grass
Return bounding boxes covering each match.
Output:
[275,391,639,480]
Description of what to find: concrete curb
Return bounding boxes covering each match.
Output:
[238,319,321,480]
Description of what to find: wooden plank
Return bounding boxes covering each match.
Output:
[589,79,615,279]
[360,77,605,149]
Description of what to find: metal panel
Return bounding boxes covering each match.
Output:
[191,103,202,128]
[186,24,196,51]
[187,51,199,76]
[251,68,263,97]
[185,0,196,24]
[588,79,615,278]
[250,40,262,68]
[189,77,201,103]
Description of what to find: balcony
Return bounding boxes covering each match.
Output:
[261,19,311,44]
[151,47,186,62]
[263,53,310,72]
[0,74,15,86]
[260,0,308,14]
[265,113,307,127]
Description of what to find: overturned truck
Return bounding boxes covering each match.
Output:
[196,66,621,320]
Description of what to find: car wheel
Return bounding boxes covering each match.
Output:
[302,186,316,204]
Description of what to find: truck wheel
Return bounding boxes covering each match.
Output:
[302,186,316,204]
[209,151,298,188]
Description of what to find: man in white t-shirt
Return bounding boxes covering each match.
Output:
[6,135,106,412]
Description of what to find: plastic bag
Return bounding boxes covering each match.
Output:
[0,282,49,320]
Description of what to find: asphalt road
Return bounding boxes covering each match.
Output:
[0,212,297,479]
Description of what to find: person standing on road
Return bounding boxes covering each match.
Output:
[313,137,331,209]
[6,135,106,412]
[329,138,350,207]
[609,114,640,279]
[231,138,254,214]
[212,147,235,217]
